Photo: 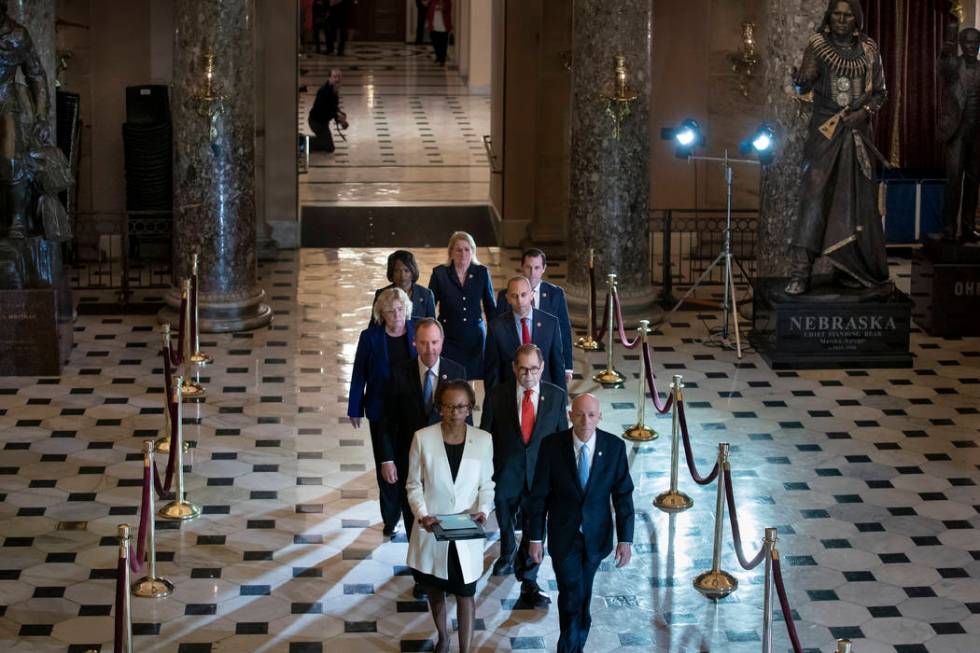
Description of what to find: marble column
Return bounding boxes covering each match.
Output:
[165,0,271,332]
[757,0,825,278]
[9,0,56,128]
[566,0,656,319]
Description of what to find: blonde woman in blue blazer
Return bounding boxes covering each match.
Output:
[406,379,495,653]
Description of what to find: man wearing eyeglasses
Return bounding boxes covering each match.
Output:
[479,344,567,607]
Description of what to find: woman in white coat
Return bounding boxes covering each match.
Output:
[406,379,494,653]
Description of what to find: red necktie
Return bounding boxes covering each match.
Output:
[521,388,535,445]
[521,317,530,345]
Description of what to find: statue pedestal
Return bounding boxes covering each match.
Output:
[0,274,73,376]
[911,241,980,337]
[750,277,913,370]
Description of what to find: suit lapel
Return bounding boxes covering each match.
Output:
[529,386,550,442]
[564,432,585,497]
[529,309,546,349]
[583,432,604,495]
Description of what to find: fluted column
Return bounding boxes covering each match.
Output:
[165,0,271,332]
[758,1,825,277]
[566,0,655,318]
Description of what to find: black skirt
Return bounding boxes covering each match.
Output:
[411,541,477,597]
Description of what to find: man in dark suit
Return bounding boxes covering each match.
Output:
[496,249,574,383]
[528,393,635,653]
[484,276,565,391]
[308,69,348,153]
[378,317,466,597]
[479,344,567,607]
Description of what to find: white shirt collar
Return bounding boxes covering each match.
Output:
[419,357,440,383]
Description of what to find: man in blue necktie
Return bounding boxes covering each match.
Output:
[527,394,635,653]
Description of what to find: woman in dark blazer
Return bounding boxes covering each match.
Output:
[349,287,418,536]
[428,231,495,380]
[369,250,436,328]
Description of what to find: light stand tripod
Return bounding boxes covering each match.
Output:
[658,150,758,358]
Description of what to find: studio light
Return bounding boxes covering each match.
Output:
[660,119,703,159]
[740,123,776,164]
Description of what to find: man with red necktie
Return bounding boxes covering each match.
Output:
[484,276,566,391]
[480,344,568,607]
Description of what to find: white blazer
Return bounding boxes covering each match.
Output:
[406,423,495,584]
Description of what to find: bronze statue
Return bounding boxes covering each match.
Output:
[785,0,890,295]
[939,19,980,243]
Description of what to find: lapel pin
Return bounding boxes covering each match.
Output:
[536,322,541,328]
[542,292,548,298]
[598,451,603,456]
[441,374,447,379]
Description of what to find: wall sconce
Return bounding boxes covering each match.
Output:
[601,54,638,140]
[194,50,225,143]
[727,22,760,99]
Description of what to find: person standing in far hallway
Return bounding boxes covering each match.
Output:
[426,0,453,65]
[496,248,574,383]
[528,393,635,653]
[415,0,429,45]
[324,0,351,56]
[480,344,567,608]
[428,231,495,380]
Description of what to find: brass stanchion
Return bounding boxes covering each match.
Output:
[117,524,134,653]
[132,441,175,598]
[576,249,601,352]
[158,379,201,521]
[761,527,778,653]
[178,279,207,401]
[654,375,693,512]
[155,325,187,454]
[592,273,624,388]
[188,253,214,366]
[836,640,853,653]
[623,319,657,441]
[693,442,737,599]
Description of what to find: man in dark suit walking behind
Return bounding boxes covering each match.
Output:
[480,343,567,607]
[379,317,466,597]
[484,276,566,392]
[528,393,635,653]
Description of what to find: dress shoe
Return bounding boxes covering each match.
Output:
[491,557,514,576]
[382,525,397,538]
[519,582,551,608]
[412,583,428,599]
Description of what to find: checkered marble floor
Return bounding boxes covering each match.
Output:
[299,43,491,206]
[1,247,979,652]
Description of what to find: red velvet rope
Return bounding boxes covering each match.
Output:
[594,291,610,341]
[773,557,805,653]
[612,290,641,350]
[723,467,767,570]
[676,399,720,485]
[113,556,126,650]
[589,263,598,333]
[171,296,187,366]
[641,343,674,415]
[127,462,152,574]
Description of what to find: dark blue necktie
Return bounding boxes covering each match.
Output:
[422,369,434,415]
[578,443,589,488]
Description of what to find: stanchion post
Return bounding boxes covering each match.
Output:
[654,375,693,512]
[118,524,134,653]
[155,326,187,454]
[624,319,657,441]
[178,279,207,401]
[188,253,214,367]
[836,641,853,653]
[159,378,201,521]
[693,442,737,599]
[593,273,625,388]
[576,248,602,352]
[761,527,778,653]
[132,441,175,598]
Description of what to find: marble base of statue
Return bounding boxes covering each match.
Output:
[911,239,980,337]
[0,265,72,376]
[751,276,913,369]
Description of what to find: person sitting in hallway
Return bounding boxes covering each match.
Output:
[369,250,436,328]
[308,68,347,153]
[484,276,566,391]
[378,317,466,598]
[428,231,496,381]
[496,248,574,384]
[528,393,635,653]
[479,343,567,608]
[348,288,416,539]
[406,380,495,653]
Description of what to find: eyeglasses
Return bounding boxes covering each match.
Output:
[441,404,471,413]
[517,366,541,374]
